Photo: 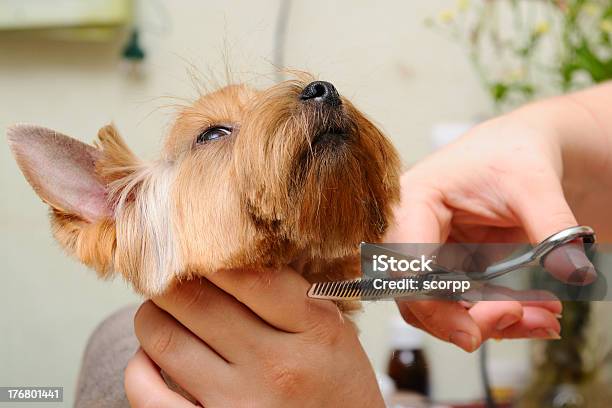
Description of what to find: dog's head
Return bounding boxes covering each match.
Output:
[8,75,400,295]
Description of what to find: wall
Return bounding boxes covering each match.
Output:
[0,1,516,405]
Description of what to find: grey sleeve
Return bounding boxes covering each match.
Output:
[74,305,139,408]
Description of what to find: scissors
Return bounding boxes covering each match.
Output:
[307,225,596,301]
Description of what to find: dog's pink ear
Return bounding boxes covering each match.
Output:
[7,124,111,222]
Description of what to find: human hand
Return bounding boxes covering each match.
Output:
[387,106,597,352]
[124,267,385,407]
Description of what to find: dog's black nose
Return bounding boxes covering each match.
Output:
[300,81,341,106]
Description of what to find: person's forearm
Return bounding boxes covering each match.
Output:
[513,82,612,239]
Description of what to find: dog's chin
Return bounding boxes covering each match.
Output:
[311,131,348,148]
[312,128,348,146]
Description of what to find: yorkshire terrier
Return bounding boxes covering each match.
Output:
[7,74,400,306]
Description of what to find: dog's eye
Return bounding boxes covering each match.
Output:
[196,126,232,144]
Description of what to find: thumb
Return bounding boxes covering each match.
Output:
[510,179,596,285]
[511,178,577,243]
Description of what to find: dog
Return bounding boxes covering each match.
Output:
[7,74,400,305]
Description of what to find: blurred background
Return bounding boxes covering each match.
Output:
[1,1,611,407]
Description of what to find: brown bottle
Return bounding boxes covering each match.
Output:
[387,317,430,396]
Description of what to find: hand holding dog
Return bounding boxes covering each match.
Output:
[388,83,612,351]
[125,267,385,408]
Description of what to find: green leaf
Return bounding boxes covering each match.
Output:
[490,82,509,103]
[574,41,611,82]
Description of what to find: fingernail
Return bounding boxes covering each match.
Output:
[529,328,561,339]
[496,314,520,331]
[555,314,563,319]
[450,331,478,352]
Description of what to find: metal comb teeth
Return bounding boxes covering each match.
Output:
[307,278,425,301]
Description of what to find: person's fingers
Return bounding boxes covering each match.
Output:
[397,304,426,330]
[124,348,198,408]
[468,300,523,340]
[400,297,562,345]
[153,279,275,363]
[492,306,561,339]
[397,300,481,352]
[133,300,232,401]
[463,284,562,309]
[385,184,451,243]
[206,266,340,333]
[389,183,490,350]
[519,299,562,315]
[458,283,563,340]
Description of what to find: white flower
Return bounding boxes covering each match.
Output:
[583,3,601,17]
[439,9,456,23]
[457,0,470,12]
[601,19,612,34]
[533,21,550,35]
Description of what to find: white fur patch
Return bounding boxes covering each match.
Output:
[114,161,182,295]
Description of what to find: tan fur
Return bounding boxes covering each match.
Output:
[51,212,116,278]
[9,75,401,297]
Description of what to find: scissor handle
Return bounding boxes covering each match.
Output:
[469,225,596,280]
[532,225,596,261]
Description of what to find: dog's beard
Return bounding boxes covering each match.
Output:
[234,85,398,260]
[291,129,393,258]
